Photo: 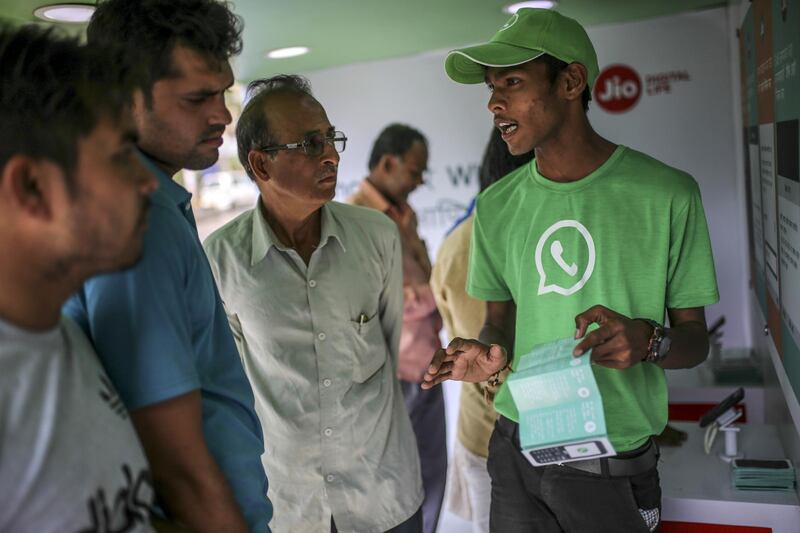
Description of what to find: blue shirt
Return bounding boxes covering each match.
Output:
[64,154,272,532]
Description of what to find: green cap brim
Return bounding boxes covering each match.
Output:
[445,43,544,84]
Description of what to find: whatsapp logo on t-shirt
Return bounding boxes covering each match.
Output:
[535,220,596,296]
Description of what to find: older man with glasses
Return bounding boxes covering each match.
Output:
[204,75,424,533]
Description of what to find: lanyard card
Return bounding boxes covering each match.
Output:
[507,336,616,466]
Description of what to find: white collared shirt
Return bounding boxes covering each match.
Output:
[204,201,422,532]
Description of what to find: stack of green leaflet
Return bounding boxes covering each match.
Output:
[731,459,796,491]
[506,336,615,466]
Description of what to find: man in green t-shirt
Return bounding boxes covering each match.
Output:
[423,8,718,532]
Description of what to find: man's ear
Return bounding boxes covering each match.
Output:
[247,150,271,182]
[379,154,397,175]
[1,155,56,221]
[562,63,588,102]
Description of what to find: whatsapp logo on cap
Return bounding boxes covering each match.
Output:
[535,220,595,296]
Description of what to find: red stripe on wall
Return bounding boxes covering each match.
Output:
[668,403,748,423]
[662,521,770,532]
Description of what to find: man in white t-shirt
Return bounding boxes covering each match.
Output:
[0,26,158,531]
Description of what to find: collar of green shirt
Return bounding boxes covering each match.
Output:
[251,202,347,266]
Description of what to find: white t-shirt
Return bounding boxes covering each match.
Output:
[0,316,154,532]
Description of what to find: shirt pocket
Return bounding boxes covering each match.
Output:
[347,313,387,383]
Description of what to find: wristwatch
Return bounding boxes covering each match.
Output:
[638,319,672,364]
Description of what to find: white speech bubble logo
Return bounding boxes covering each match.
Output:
[577,387,591,398]
[535,220,595,296]
[584,421,597,433]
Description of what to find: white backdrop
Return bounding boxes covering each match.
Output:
[304,6,749,350]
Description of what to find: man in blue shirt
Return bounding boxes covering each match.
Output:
[64,1,272,531]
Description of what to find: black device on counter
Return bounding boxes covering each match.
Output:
[699,387,744,428]
[732,459,792,469]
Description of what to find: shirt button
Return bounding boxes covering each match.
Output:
[322,379,332,387]
[308,280,317,288]
[324,428,333,437]
[326,474,335,483]
[318,332,326,341]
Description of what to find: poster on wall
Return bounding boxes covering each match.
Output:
[772,0,800,389]
[741,7,768,314]
[760,123,780,306]
[753,0,783,351]
[741,0,800,398]
[778,120,800,382]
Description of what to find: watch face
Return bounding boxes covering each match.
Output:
[657,332,672,359]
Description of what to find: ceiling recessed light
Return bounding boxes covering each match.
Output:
[265,46,310,59]
[503,1,558,14]
[34,4,95,23]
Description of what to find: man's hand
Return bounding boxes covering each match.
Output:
[421,338,508,389]
[572,305,652,369]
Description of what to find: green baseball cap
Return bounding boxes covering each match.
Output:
[445,8,599,89]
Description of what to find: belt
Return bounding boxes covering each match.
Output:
[496,416,659,478]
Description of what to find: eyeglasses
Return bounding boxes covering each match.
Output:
[259,131,347,157]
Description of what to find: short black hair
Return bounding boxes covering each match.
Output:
[368,124,428,171]
[0,25,136,193]
[87,0,243,102]
[236,75,314,179]
[535,54,591,112]
[479,128,535,192]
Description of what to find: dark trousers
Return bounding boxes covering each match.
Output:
[488,417,661,533]
[401,380,447,533]
[331,507,422,533]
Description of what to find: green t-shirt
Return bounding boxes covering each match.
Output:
[467,146,719,452]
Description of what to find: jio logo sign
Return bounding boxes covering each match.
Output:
[593,64,642,113]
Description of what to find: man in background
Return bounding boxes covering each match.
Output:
[348,124,446,533]
[205,75,423,532]
[64,1,272,531]
[431,129,532,533]
[0,25,157,531]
